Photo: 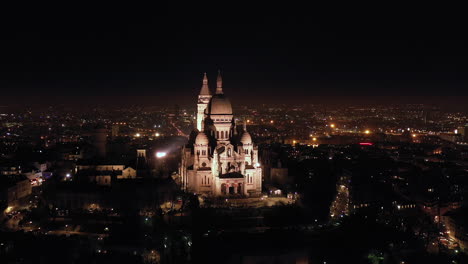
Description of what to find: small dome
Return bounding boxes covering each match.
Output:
[208,95,232,115]
[195,132,209,145]
[240,131,252,144]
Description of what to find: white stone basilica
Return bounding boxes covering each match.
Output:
[179,72,262,196]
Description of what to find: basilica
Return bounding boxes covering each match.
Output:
[179,72,262,196]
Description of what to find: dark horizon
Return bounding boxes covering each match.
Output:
[1,95,468,112]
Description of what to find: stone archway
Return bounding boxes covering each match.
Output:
[229,184,235,195]
[221,183,227,195]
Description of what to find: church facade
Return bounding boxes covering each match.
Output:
[179,72,262,196]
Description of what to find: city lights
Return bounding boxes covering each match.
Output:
[1,9,466,264]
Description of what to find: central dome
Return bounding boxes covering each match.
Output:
[208,94,232,115]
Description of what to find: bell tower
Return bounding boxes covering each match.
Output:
[197,72,212,131]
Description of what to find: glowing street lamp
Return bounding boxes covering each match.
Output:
[330,124,335,128]
[364,130,370,134]
[155,132,160,137]
[156,152,167,158]
[135,133,141,137]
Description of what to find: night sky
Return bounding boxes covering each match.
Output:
[1,4,467,106]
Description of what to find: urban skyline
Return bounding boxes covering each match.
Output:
[2,4,468,264]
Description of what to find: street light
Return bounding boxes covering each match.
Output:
[156,152,167,158]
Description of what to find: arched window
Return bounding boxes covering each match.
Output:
[216,131,219,138]
[227,148,232,157]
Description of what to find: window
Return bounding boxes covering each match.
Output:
[216,131,219,138]
[202,150,206,156]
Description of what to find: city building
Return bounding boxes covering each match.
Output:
[180,72,262,196]
[0,175,32,208]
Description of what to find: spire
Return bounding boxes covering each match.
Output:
[199,72,210,95]
[243,118,247,131]
[216,70,223,94]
